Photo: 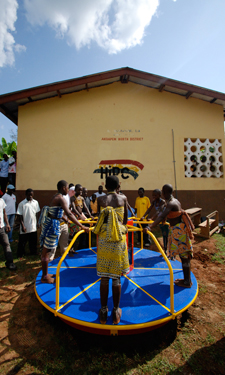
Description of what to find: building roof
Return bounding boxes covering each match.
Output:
[1,67,225,125]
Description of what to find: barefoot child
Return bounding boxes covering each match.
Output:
[40,180,89,283]
[93,176,129,325]
[145,184,194,288]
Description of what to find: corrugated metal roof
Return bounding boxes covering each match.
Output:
[0,67,225,125]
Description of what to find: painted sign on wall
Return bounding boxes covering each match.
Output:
[93,159,144,180]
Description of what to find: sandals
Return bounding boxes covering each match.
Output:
[99,306,108,324]
[99,306,122,324]
[112,307,122,325]
[175,279,192,288]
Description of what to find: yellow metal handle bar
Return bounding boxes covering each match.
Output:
[127,226,142,231]
[55,226,96,312]
[55,224,174,317]
[146,230,174,317]
[130,218,170,226]
[55,229,84,312]
[68,220,98,225]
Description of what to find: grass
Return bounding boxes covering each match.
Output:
[1,229,225,374]
[212,233,225,264]
[198,282,207,294]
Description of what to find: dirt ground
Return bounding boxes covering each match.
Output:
[0,234,225,375]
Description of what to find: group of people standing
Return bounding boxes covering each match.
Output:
[38,178,194,325]
[0,176,194,325]
[0,186,40,270]
[0,152,17,195]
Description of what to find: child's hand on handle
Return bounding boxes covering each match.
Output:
[82,225,89,233]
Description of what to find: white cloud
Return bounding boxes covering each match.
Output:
[0,0,26,68]
[24,0,159,54]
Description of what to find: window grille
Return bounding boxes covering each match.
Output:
[184,138,223,178]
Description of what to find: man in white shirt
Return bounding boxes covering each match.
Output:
[17,189,40,257]
[0,197,17,270]
[2,184,16,243]
[91,185,106,200]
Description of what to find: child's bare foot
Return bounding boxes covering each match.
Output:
[41,275,55,284]
[175,279,192,288]
[112,307,122,324]
[69,249,78,256]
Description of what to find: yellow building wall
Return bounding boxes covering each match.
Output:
[17,81,225,191]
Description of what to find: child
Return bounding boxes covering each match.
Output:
[93,185,106,199]
[0,196,17,270]
[17,188,40,257]
[82,187,91,215]
[2,184,16,243]
[141,189,169,253]
[71,184,94,249]
[116,185,135,217]
[90,194,98,216]
[40,180,89,283]
[134,187,151,246]
[70,184,93,220]
[145,184,194,288]
[93,176,129,324]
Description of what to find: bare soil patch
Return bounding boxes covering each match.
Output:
[0,234,225,374]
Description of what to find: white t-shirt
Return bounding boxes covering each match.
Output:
[2,193,16,215]
[17,198,40,234]
[63,194,70,208]
[90,192,106,200]
[63,194,70,220]
[0,198,6,228]
[8,157,16,173]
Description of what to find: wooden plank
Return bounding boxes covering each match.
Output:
[185,207,202,215]
[199,219,215,228]
[209,226,219,236]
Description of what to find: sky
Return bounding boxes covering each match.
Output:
[1,0,225,142]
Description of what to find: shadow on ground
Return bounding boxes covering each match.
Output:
[7,282,180,374]
[168,337,225,375]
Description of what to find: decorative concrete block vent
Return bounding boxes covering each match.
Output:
[184,138,223,178]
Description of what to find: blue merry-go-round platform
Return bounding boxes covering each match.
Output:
[35,232,198,336]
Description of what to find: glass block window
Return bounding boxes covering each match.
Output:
[184,138,223,178]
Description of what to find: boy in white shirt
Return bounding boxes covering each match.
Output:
[17,189,40,257]
[2,184,16,243]
[0,197,17,270]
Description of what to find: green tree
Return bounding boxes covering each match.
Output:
[0,137,17,160]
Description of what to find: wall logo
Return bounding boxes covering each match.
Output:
[93,159,144,180]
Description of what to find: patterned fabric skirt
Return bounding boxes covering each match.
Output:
[68,222,80,237]
[97,223,129,278]
[40,217,61,250]
[168,222,193,259]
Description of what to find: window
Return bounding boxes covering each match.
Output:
[184,138,223,178]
